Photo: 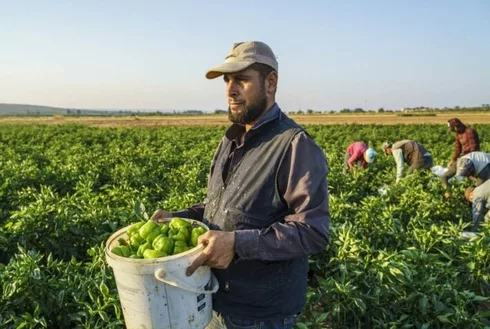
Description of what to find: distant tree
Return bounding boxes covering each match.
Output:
[297,110,304,115]
[340,108,351,113]
[378,107,385,113]
[214,109,227,115]
[306,109,314,114]
[354,108,364,113]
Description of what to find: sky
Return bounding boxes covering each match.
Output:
[1,0,489,112]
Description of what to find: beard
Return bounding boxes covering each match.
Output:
[228,86,268,125]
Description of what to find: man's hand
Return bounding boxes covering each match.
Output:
[448,160,455,168]
[186,231,235,276]
[150,209,173,223]
[444,191,451,199]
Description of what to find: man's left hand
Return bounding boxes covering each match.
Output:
[186,231,235,276]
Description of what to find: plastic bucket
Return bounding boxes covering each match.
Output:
[105,219,218,329]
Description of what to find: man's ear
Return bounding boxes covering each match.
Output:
[266,71,278,94]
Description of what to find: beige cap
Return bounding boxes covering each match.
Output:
[205,41,278,79]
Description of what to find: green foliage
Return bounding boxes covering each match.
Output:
[0,124,489,328]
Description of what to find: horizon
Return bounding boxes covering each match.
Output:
[1,1,489,112]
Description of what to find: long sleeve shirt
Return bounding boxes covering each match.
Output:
[347,142,368,168]
[171,104,330,260]
[392,148,405,183]
[451,127,480,161]
[471,179,490,231]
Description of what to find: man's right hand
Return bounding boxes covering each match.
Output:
[448,160,455,167]
[150,209,173,223]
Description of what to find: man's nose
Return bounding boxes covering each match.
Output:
[226,81,238,98]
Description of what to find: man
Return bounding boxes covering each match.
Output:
[382,140,433,184]
[151,41,330,329]
[464,179,490,232]
[456,151,490,186]
[343,141,376,174]
[441,118,479,196]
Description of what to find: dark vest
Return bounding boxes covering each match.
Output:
[203,112,307,319]
[394,140,429,165]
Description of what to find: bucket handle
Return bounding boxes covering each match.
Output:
[154,268,219,294]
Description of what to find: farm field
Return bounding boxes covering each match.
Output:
[1,111,490,127]
[0,122,489,328]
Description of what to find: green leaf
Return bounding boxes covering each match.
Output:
[437,314,451,323]
[100,282,109,298]
[136,202,146,216]
[419,296,428,314]
[473,295,489,302]
[16,322,27,329]
[317,312,329,322]
[295,322,308,329]
[354,299,367,312]
[99,311,109,322]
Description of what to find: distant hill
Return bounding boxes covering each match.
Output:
[0,103,68,115]
[0,103,137,116]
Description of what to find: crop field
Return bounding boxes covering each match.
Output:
[0,123,489,328]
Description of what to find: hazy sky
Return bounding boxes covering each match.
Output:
[1,0,489,112]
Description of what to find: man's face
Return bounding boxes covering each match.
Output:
[385,148,392,155]
[223,68,268,125]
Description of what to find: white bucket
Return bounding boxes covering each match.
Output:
[105,219,218,329]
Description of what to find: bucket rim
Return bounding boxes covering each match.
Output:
[105,217,208,264]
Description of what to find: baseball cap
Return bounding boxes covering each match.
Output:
[364,148,377,163]
[457,157,475,177]
[205,41,278,79]
[382,142,393,154]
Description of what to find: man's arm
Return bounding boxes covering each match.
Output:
[471,197,486,231]
[451,137,462,162]
[468,129,480,152]
[347,149,362,168]
[234,131,330,261]
[170,204,206,221]
[392,148,405,183]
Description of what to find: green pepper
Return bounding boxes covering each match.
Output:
[139,220,158,239]
[137,242,151,257]
[191,227,206,247]
[169,218,191,230]
[160,224,170,235]
[172,230,188,243]
[129,254,141,259]
[146,228,161,244]
[174,240,187,248]
[130,233,144,248]
[111,246,123,256]
[119,245,131,257]
[173,245,189,255]
[153,236,174,255]
[127,222,145,236]
[168,227,178,239]
[143,249,168,259]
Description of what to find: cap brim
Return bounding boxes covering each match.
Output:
[205,61,254,79]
